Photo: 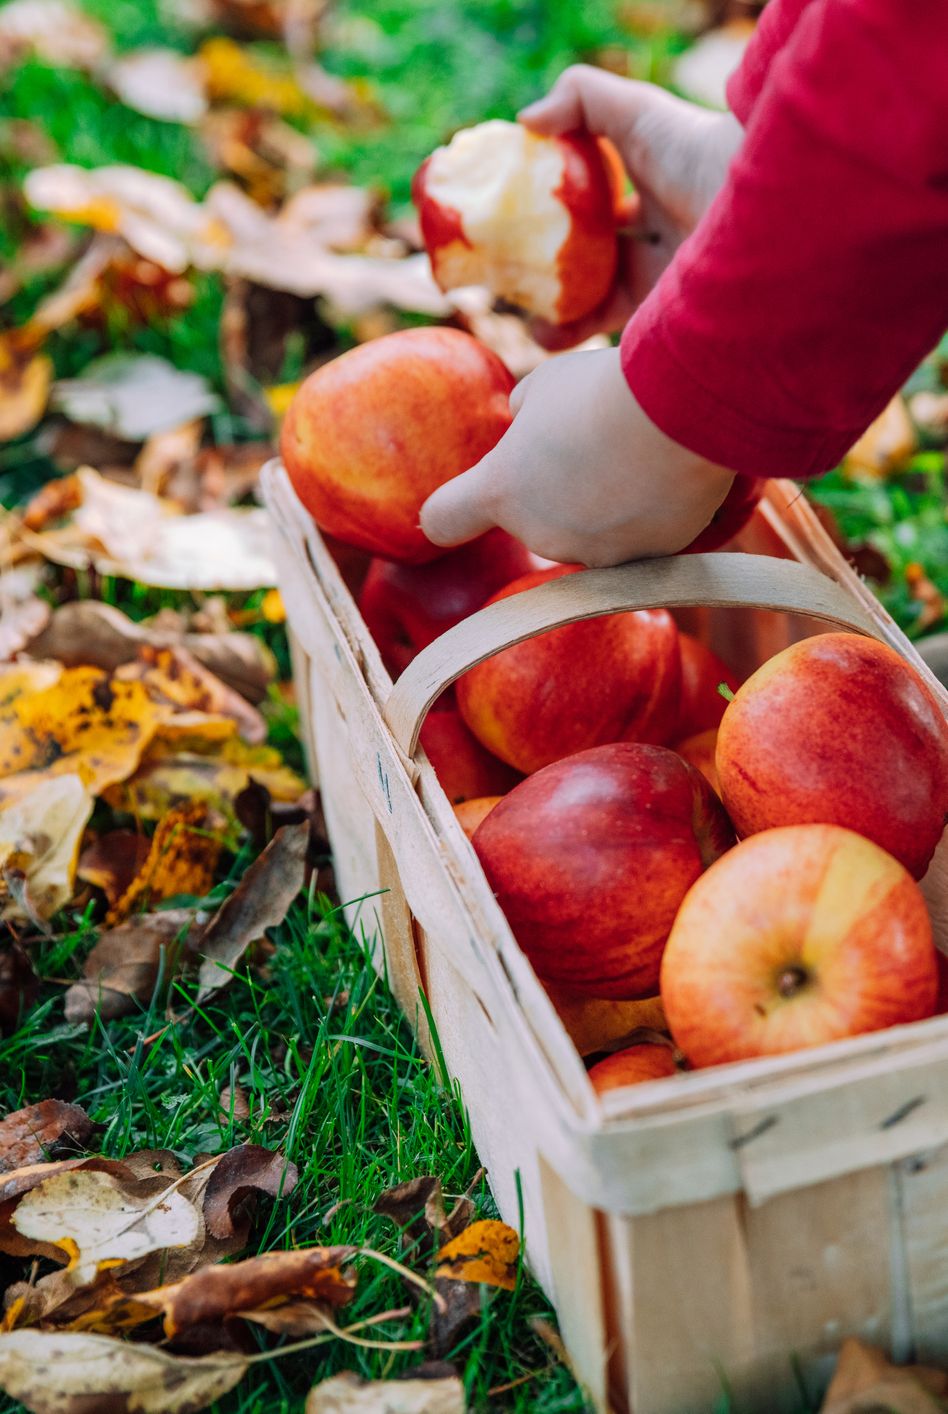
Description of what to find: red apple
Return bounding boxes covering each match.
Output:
[358,529,541,678]
[413,120,618,326]
[457,565,682,774]
[682,476,762,553]
[547,987,667,1057]
[453,795,503,840]
[674,728,720,795]
[420,707,520,805]
[676,633,740,739]
[472,742,735,998]
[588,1043,678,1094]
[661,824,938,1067]
[716,633,948,879]
[281,327,514,563]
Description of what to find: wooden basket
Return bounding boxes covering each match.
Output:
[264,461,948,1414]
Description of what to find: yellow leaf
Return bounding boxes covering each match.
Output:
[106,738,304,822]
[435,1220,520,1290]
[264,381,301,418]
[844,395,916,480]
[0,335,51,442]
[0,661,61,708]
[0,774,93,920]
[119,645,265,744]
[261,588,285,624]
[199,37,316,119]
[107,800,220,923]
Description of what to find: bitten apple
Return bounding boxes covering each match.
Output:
[281,327,514,563]
[359,529,541,677]
[588,1043,678,1094]
[413,120,618,326]
[676,634,740,738]
[420,707,520,805]
[453,795,503,840]
[457,565,682,774]
[661,824,938,1067]
[716,633,948,879]
[472,742,735,998]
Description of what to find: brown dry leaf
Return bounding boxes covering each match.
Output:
[107,802,221,924]
[820,1338,948,1413]
[218,1084,250,1124]
[428,1278,481,1360]
[200,108,316,207]
[434,1221,519,1291]
[0,667,166,805]
[0,945,37,1036]
[0,1330,246,1413]
[0,774,94,919]
[110,48,208,124]
[134,420,204,498]
[844,395,917,479]
[0,334,51,443]
[104,738,305,823]
[64,909,197,1024]
[12,1166,202,1285]
[119,646,266,745]
[905,562,946,633]
[0,1102,94,1174]
[77,830,151,908]
[375,1176,475,1262]
[306,1370,466,1414]
[202,1142,298,1239]
[196,820,309,1000]
[20,472,82,531]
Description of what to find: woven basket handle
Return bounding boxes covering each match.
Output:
[383,552,881,759]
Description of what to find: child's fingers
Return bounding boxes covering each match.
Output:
[420,459,500,547]
[518,65,659,149]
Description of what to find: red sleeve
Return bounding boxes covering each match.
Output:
[726,0,815,124]
[621,0,948,480]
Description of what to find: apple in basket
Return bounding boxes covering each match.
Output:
[673,728,721,796]
[472,742,735,999]
[413,119,619,325]
[419,707,520,806]
[588,1042,679,1094]
[281,327,514,564]
[545,987,667,1057]
[661,824,938,1067]
[359,529,541,677]
[675,633,741,739]
[716,633,948,879]
[453,795,504,840]
[457,565,682,775]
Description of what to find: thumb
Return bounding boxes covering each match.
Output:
[419,456,500,548]
[518,65,662,151]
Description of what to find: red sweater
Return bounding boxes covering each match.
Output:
[620,0,948,479]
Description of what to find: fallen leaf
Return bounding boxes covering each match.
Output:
[0,774,94,919]
[844,395,916,479]
[218,1084,249,1124]
[107,738,305,824]
[0,945,37,1036]
[199,35,319,119]
[905,562,945,632]
[200,108,316,206]
[20,473,82,531]
[434,1221,519,1291]
[428,1278,481,1359]
[77,831,151,908]
[63,909,198,1024]
[196,820,308,1000]
[0,335,51,442]
[134,420,204,498]
[202,1142,298,1238]
[106,802,220,924]
[672,20,755,109]
[0,0,109,70]
[0,1330,246,1413]
[375,1176,474,1262]
[820,1338,948,1413]
[306,1370,466,1414]
[119,646,266,745]
[0,1102,94,1173]
[0,596,50,661]
[0,661,61,705]
[110,48,208,124]
[12,1167,202,1285]
[52,354,221,441]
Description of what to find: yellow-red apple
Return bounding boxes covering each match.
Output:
[661,824,938,1067]
[674,728,720,795]
[457,565,682,774]
[716,633,948,879]
[413,120,618,326]
[588,1043,678,1094]
[472,742,735,998]
[281,327,514,563]
[546,987,667,1056]
[420,707,520,805]
[453,795,503,840]
[358,529,541,677]
[676,633,740,738]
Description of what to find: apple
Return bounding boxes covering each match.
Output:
[674,728,720,795]
[472,742,735,998]
[546,986,667,1056]
[453,795,503,840]
[413,119,618,326]
[457,565,682,774]
[588,1043,678,1094]
[716,633,948,879]
[281,327,514,563]
[676,633,740,738]
[661,824,938,1067]
[359,529,541,677]
[682,476,762,553]
[936,949,948,1015]
[420,707,520,805]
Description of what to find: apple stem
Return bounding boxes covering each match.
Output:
[776,965,809,999]
[717,682,735,703]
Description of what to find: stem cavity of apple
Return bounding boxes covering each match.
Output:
[776,964,810,999]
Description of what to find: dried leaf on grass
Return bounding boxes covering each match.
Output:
[434,1221,519,1291]
[202,1142,297,1239]
[0,775,93,920]
[820,1338,948,1413]
[0,946,37,1036]
[110,48,208,124]
[0,1329,246,1414]
[52,354,221,441]
[374,1176,475,1262]
[306,1370,466,1414]
[64,909,197,1024]
[0,335,51,442]
[0,1103,94,1174]
[0,596,50,661]
[107,738,304,823]
[118,646,266,745]
[105,802,221,924]
[196,821,308,1000]
[844,395,916,480]
[77,830,151,908]
[0,661,62,705]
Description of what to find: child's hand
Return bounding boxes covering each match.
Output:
[519,66,742,349]
[420,347,735,567]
